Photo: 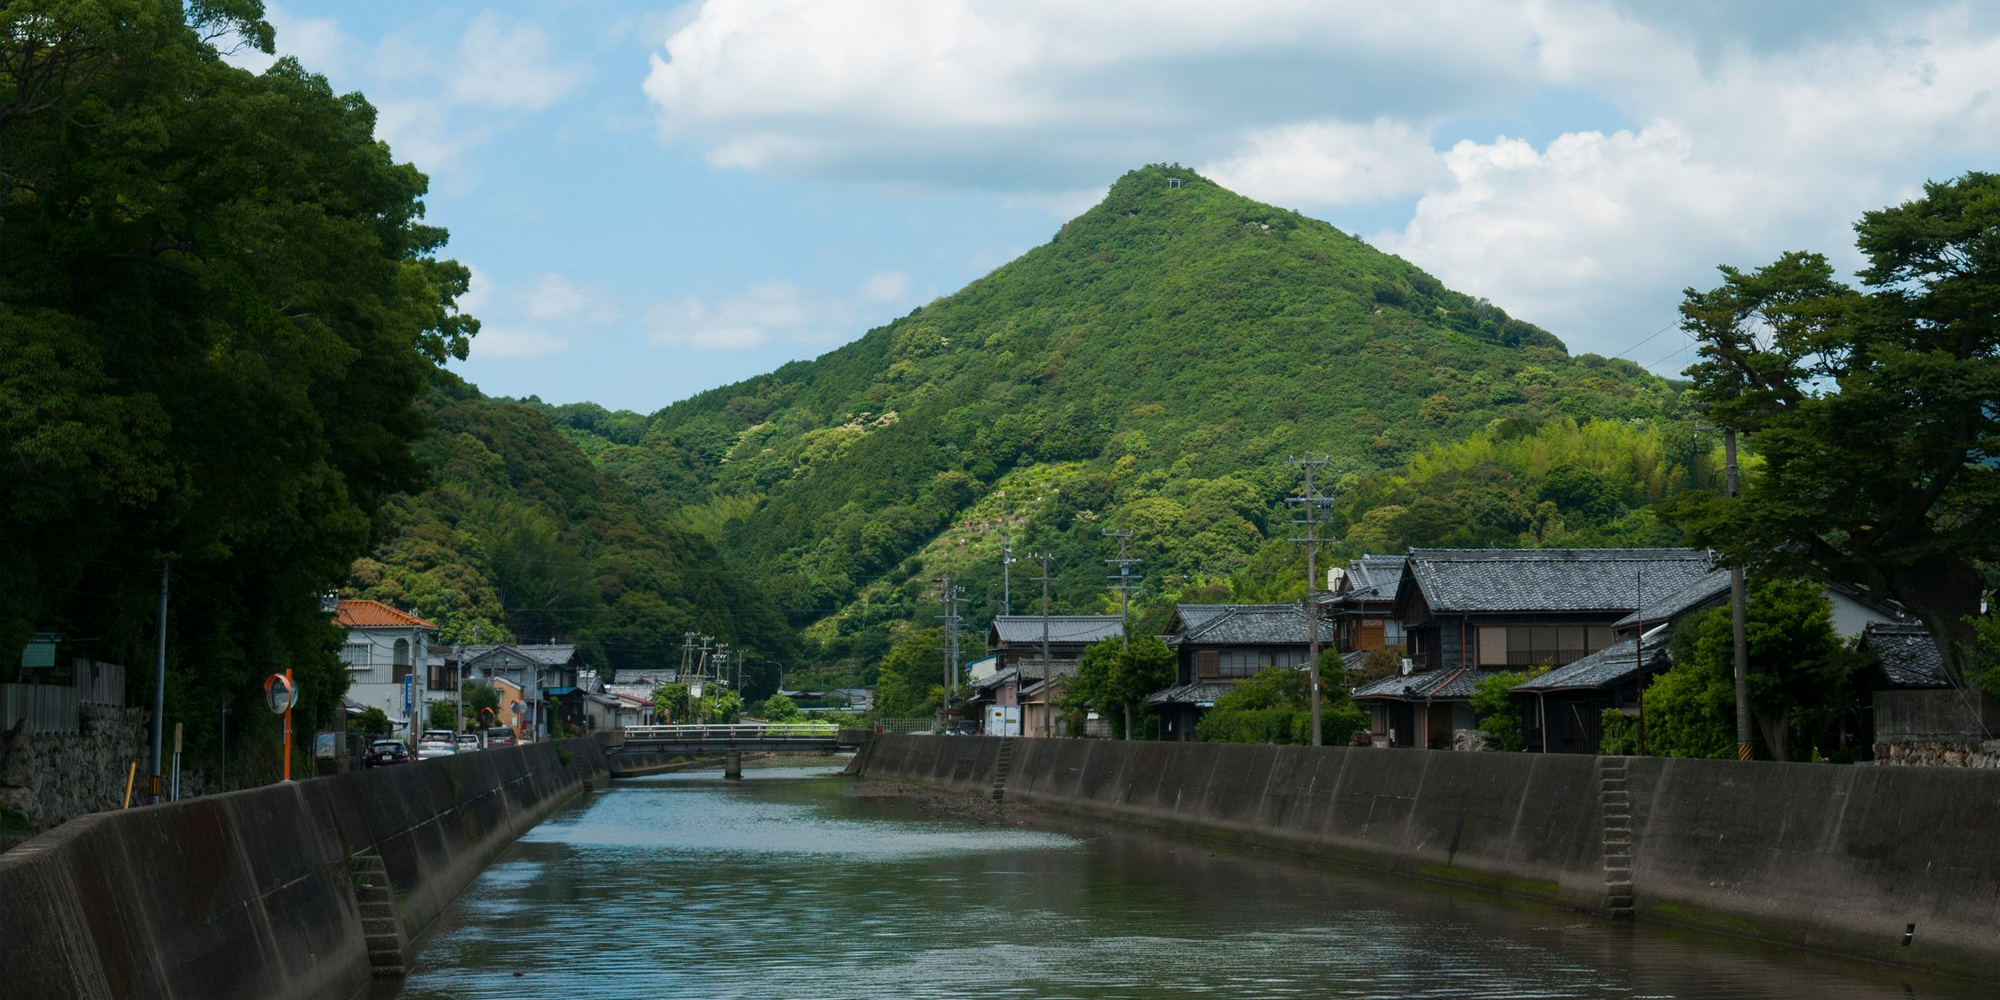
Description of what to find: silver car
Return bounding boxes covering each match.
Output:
[416,729,457,760]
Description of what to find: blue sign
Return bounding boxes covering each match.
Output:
[403,674,414,716]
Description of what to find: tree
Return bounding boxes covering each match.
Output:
[755,693,804,722]
[354,708,392,737]
[1673,173,2000,694]
[0,2,476,766]
[1470,668,1546,751]
[1194,666,1367,746]
[427,701,458,731]
[872,628,943,720]
[1648,580,1863,761]
[462,682,500,730]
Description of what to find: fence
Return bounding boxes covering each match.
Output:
[872,717,938,735]
[1,659,125,736]
[73,659,126,706]
[2,683,80,735]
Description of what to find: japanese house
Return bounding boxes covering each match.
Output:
[1147,604,1331,741]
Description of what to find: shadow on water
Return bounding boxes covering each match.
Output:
[380,766,1989,1000]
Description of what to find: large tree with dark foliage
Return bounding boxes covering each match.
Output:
[1673,173,2000,693]
[1,2,474,757]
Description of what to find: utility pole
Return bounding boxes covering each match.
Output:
[1288,456,1333,747]
[1031,551,1055,739]
[150,559,169,804]
[1725,430,1752,760]
[936,574,966,728]
[1000,533,1015,617]
[1104,528,1142,739]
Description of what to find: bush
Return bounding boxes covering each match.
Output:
[1469,667,1547,751]
[1597,709,1640,755]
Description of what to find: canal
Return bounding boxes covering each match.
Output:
[385,765,1988,1000]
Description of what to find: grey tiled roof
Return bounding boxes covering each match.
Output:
[1613,568,1730,628]
[460,643,579,666]
[1403,548,1715,614]
[971,666,1018,692]
[1513,630,1674,692]
[990,615,1124,645]
[1332,555,1408,605]
[1861,623,1946,688]
[1177,604,1333,645]
[1170,605,1232,633]
[1145,680,1237,706]
[1352,667,1483,701]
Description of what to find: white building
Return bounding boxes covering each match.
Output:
[334,599,437,735]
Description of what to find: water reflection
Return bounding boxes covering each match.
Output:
[390,766,1984,1000]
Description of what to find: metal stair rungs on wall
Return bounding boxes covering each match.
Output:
[1599,758,1635,923]
[352,852,408,977]
[990,738,1015,802]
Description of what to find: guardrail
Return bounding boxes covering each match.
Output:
[621,722,840,742]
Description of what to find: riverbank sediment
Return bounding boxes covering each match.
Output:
[857,734,2000,981]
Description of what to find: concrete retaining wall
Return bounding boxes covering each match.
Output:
[0,737,609,1000]
[862,736,2000,978]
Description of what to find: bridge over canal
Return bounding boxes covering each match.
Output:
[611,722,867,756]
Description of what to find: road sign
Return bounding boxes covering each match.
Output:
[264,673,297,714]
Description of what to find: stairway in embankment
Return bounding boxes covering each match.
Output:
[990,738,1015,801]
[1600,757,1634,923]
[352,852,407,977]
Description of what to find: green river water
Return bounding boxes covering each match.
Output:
[382,765,1991,1000]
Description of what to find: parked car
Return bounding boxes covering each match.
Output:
[364,739,411,768]
[455,733,481,752]
[485,727,517,748]
[416,730,457,759]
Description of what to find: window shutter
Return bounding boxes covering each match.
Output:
[1197,650,1220,678]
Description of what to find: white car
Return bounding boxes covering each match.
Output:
[456,733,481,752]
[416,730,457,759]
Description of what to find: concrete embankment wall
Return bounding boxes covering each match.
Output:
[0,737,609,1000]
[862,736,2000,978]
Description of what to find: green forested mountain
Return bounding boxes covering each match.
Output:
[523,166,1700,684]
[345,379,798,697]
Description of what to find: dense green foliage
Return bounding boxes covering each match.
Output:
[1061,633,1176,738]
[751,693,804,722]
[871,627,944,719]
[1194,666,1368,745]
[354,708,392,738]
[1643,581,1863,761]
[1471,668,1547,751]
[463,681,499,725]
[1672,174,2000,692]
[0,2,473,769]
[650,682,743,724]
[539,167,1684,678]
[345,384,799,698]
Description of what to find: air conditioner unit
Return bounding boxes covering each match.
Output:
[1400,658,1414,676]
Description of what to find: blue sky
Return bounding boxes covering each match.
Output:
[236,1,2000,413]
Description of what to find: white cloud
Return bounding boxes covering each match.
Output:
[447,12,586,112]
[1371,3,2000,358]
[1201,119,1445,207]
[641,0,1540,186]
[472,325,574,360]
[525,274,621,324]
[858,270,912,304]
[647,272,925,352]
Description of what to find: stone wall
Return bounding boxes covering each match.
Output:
[0,705,150,835]
[1873,738,2000,768]
[862,735,2000,980]
[0,735,611,1000]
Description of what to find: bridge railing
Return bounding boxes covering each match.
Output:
[621,721,840,742]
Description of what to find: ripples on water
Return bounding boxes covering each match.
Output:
[388,765,1987,1000]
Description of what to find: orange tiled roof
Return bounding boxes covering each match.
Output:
[334,599,437,630]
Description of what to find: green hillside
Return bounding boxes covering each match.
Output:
[344,378,798,697]
[528,166,1698,681]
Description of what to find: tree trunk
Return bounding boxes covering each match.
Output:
[1123,703,1132,741]
[1753,705,1793,762]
